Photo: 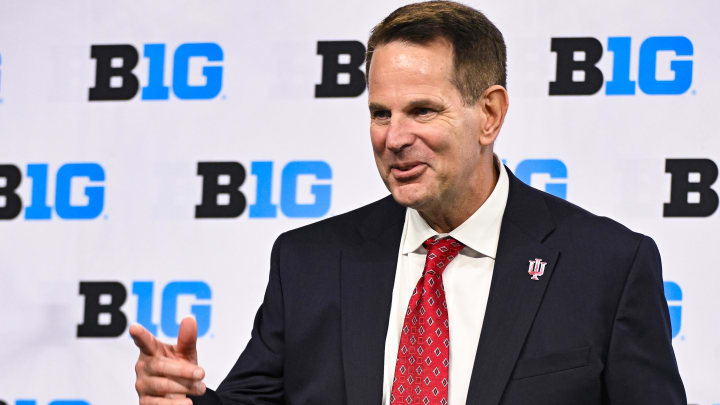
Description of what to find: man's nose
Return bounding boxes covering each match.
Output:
[385,115,415,152]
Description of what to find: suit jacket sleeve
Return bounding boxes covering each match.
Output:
[192,234,287,405]
[603,235,686,403]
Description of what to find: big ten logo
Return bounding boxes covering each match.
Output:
[0,400,89,405]
[89,42,223,101]
[315,41,366,98]
[549,36,693,96]
[77,281,211,338]
[195,161,332,219]
[0,163,105,220]
[663,281,682,339]
[664,158,718,217]
[502,159,568,199]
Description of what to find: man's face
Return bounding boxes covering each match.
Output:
[368,39,486,211]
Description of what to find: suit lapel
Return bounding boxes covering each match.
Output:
[341,197,405,405]
[465,170,560,405]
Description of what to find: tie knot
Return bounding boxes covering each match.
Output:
[422,236,464,277]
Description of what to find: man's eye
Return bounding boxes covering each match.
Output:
[372,110,391,120]
[413,108,436,119]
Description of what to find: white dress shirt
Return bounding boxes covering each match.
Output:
[381,162,510,405]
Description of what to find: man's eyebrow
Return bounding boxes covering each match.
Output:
[405,99,444,110]
[368,102,387,112]
[368,99,444,112]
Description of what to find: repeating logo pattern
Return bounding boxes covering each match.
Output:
[391,237,464,405]
[549,36,693,95]
[0,163,106,220]
[89,42,224,101]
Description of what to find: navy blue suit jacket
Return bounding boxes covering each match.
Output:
[193,169,686,404]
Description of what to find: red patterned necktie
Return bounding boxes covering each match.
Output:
[391,236,465,405]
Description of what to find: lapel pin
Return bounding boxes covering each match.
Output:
[528,258,547,281]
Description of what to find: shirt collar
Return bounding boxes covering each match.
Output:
[401,157,509,259]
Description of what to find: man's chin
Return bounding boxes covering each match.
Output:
[388,185,430,209]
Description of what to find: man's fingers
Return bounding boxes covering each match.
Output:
[135,375,206,397]
[138,396,193,405]
[175,317,198,361]
[130,323,159,356]
[146,357,204,380]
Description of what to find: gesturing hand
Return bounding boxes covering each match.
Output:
[130,316,206,405]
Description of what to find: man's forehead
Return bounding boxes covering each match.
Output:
[368,40,455,93]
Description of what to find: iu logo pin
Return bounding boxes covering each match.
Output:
[528,258,547,281]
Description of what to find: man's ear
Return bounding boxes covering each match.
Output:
[477,85,509,146]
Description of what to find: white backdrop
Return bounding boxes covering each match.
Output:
[0,1,718,404]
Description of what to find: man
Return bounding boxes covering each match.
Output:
[131,2,686,404]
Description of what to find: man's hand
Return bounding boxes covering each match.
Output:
[130,316,207,405]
